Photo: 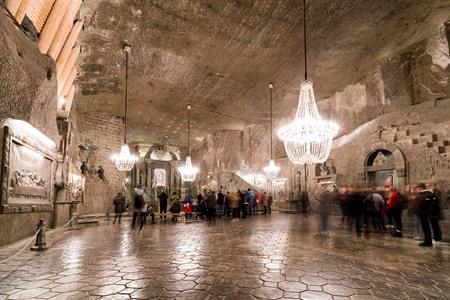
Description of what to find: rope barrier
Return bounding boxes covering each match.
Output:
[0,215,76,264]
[46,215,76,234]
[0,228,41,264]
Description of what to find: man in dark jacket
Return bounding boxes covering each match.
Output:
[158,191,168,219]
[113,192,127,224]
[415,183,442,247]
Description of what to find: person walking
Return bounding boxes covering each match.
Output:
[267,192,273,214]
[169,192,181,221]
[318,185,333,232]
[247,188,254,216]
[262,192,268,214]
[384,185,403,237]
[131,185,146,230]
[206,190,217,219]
[113,192,127,224]
[230,191,239,218]
[224,191,231,217]
[158,191,168,219]
[415,183,442,247]
[217,190,225,216]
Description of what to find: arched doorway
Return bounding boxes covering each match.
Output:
[363,143,407,190]
[365,150,396,187]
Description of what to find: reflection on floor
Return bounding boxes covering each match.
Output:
[0,214,449,299]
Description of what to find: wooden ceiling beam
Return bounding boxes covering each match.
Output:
[48,0,82,59]
[56,19,83,74]
[4,0,23,17]
[58,44,80,89]
[38,0,70,54]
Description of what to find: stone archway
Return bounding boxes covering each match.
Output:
[363,142,407,190]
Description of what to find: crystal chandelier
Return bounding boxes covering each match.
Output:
[178,105,199,182]
[263,83,280,180]
[111,45,138,171]
[278,0,338,165]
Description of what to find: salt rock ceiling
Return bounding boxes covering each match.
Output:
[77,0,450,146]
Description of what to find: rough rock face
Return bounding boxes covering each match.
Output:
[76,0,450,145]
[0,9,59,141]
[0,10,59,245]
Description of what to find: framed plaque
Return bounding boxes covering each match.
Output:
[0,120,55,213]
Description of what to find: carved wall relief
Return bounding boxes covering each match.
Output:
[0,122,55,213]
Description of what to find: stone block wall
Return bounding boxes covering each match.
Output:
[0,9,59,246]
[73,108,125,215]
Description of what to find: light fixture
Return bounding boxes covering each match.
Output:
[178,105,199,182]
[263,83,280,180]
[111,45,138,172]
[277,0,338,165]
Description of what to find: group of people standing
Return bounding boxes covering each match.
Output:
[197,188,274,219]
[112,186,275,231]
[319,181,444,247]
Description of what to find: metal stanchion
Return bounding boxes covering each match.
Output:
[30,219,47,251]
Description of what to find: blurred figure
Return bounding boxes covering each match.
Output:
[206,190,217,219]
[348,188,364,233]
[267,192,273,214]
[247,188,254,216]
[113,192,127,224]
[363,188,386,231]
[339,186,351,224]
[230,191,240,218]
[318,185,333,232]
[383,185,403,237]
[224,191,231,217]
[169,192,181,221]
[238,190,247,218]
[262,192,268,214]
[217,190,225,216]
[408,185,423,240]
[131,185,146,231]
[158,191,168,219]
[300,191,309,216]
[415,183,442,247]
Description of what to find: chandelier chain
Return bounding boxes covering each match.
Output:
[303,0,307,81]
[124,46,129,144]
[269,83,273,160]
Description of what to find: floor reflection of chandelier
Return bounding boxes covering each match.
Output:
[111,45,138,171]
[178,105,199,182]
[278,0,338,165]
[263,83,280,180]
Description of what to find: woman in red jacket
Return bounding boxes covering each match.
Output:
[384,185,403,237]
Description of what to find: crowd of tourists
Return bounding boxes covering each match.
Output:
[318,181,444,247]
[112,187,274,231]
[112,180,444,247]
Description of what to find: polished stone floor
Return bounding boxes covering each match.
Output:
[0,214,449,300]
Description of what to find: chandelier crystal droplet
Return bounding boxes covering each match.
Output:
[278,80,338,164]
[112,145,138,172]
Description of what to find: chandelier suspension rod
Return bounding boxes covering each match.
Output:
[269,83,273,160]
[124,45,129,144]
[303,0,307,81]
[187,105,191,156]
